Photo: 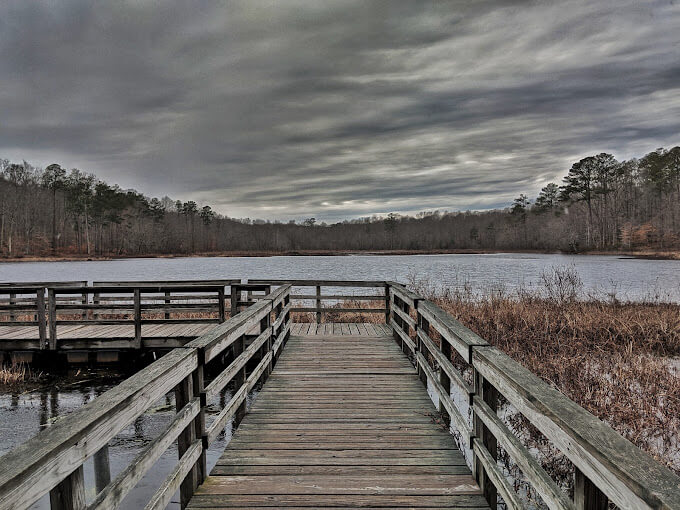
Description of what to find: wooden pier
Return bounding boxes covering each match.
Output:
[0,280,678,510]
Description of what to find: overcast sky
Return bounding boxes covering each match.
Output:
[1,1,678,221]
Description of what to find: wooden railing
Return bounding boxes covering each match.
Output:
[386,282,680,510]
[250,279,389,323]
[0,285,292,510]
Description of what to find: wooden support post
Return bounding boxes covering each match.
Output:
[230,285,239,317]
[175,374,197,509]
[81,291,87,320]
[48,288,57,351]
[49,466,85,510]
[416,313,429,385]
[574,468,608,510]
[218,287,225,323]
[384,284,390,324]
[164,291,171,320]
[36,288,47,349]
[439,338,452,427]
[315,285,321,324]
[474,371,498,510]
[192,365,207,485]
[401,300,410,354]
[93,445,111,494]
[93,292,100,320]
[233,336,247,427]
[261,313,272,377]
[133,289,142,349]
[9,293,15,322]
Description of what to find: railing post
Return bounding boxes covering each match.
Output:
[416,312,429,386]
[36,288,47,349]
[574,468,608,510]
[262,310,272,376]
[164,291,171,320]
[233,335,247,426]
[315,285,321,324]
[175,374,197,509]
[93,445,111,494]
[438,336,452,427]
[80,291,87,321]
[93,291,100,321]
[230,285,239,317]
[473,371,498,510]
[218,287,226,323]
[133,289,142,349]
[48,288,57,350]
[49,465,85,510]
[193,363,207,485]
[9,292,15,322]
[384,284,390,324]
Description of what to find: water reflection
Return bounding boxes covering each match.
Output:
[0,369,243,510]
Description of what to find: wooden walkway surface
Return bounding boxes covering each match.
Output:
[188,323,488,509]
[0,322,217,349]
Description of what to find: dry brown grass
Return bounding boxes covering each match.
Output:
[0,363,43,387]
[411,271,680,476]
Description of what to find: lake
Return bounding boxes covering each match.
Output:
[0,253,678,301]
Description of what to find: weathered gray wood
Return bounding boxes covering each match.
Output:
[48,288,57,350]
[472,438,522,510]
[416,352,471,443]
[133,289,142,349]
[93,445,111,495]
[473,396,576,510]
[472,346,680,510]
[315,285,321,324]
[89,399,200,510]
[176,375,198,509]
[144,440,202,510]
[0,348,198,510]
[574,468,609,510]
[49,466,85,510]
[473,370,498,510]
[36,288,47,349]
[418,300,489,363]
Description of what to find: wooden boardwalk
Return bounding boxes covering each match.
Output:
[188,324,489,509]
[0,322,216,349]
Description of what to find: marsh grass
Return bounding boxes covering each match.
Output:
[0,363,43,387]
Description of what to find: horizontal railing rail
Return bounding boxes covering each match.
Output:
[385,281,680,510]
[0,285,292,510]
[250,279,389,323]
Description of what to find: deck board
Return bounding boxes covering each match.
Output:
[188,325,487,510]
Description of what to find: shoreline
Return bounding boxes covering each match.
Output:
[0,248,678,263]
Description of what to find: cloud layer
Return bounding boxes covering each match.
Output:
[1,1,679,220]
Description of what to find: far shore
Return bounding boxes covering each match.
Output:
[0,248,678,263]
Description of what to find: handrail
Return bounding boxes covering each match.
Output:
[385,281,680,510]
[252,279,389,323]
[0,285,292,510]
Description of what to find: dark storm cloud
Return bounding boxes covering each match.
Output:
[1,0,679,220]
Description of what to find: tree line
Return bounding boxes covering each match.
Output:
[0,146,677,258]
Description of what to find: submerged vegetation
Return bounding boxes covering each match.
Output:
[0,145,679,257]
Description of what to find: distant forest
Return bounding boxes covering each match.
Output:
[0,146,678,257]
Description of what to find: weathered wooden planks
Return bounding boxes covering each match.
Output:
[188,328,487,510]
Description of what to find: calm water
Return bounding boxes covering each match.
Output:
[0,253,678,301]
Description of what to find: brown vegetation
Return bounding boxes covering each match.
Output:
[408,271,680,476]
[0,363,43,387]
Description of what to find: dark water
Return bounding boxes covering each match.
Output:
[0,369,255,509]
[0,253,678,301]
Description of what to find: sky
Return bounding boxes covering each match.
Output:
[1,1,679,222]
